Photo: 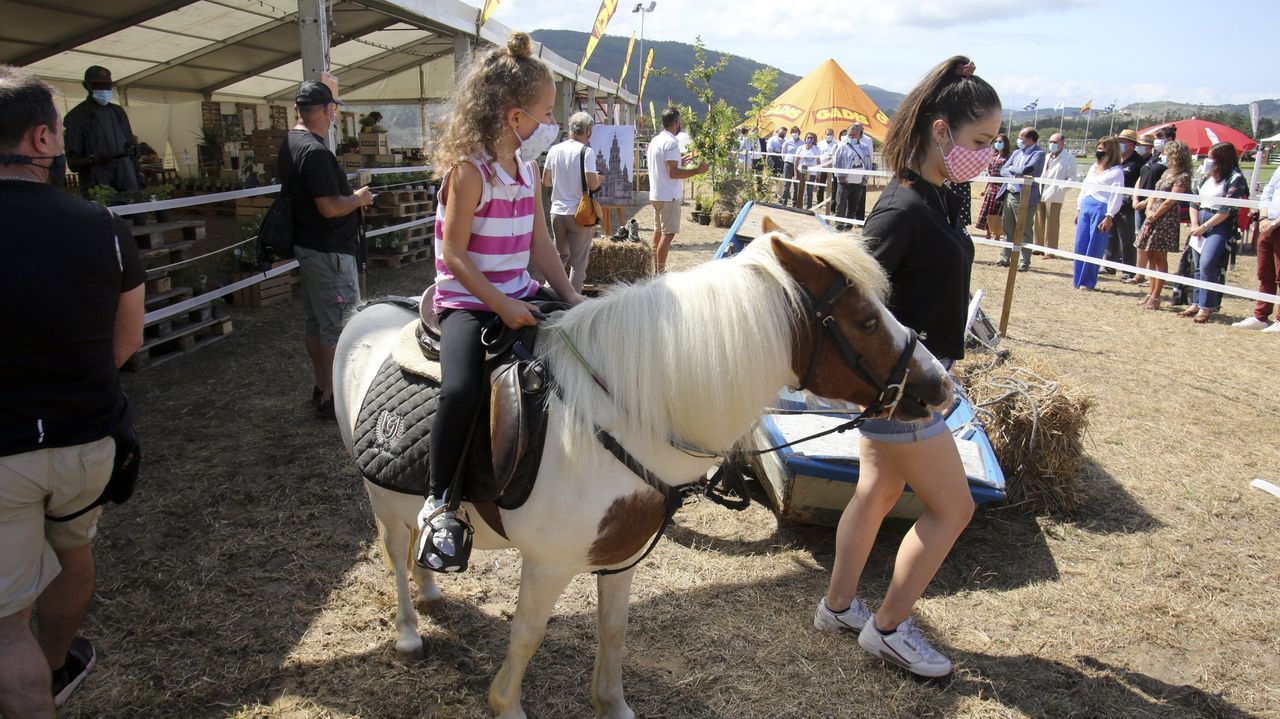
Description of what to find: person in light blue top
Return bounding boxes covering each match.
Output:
[996,126,1046,270]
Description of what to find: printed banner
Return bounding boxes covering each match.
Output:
[480,0,501,24]
[638,48,654,106]
[579,0,620,72]
[649,100,657,132]
[1250,102,1261,137]
[618,32,636,92]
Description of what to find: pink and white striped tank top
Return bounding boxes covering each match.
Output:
[433,154,541,312]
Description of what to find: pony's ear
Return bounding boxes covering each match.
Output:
[770,235,828,286]
[761,216,793,239]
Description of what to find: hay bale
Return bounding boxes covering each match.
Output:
[586,238,653,285]
[712,209,735,228]
[953,351,1093,514]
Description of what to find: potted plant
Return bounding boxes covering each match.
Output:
[86,184,116,207]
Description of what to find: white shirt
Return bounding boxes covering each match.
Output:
[1077,164,1125,217]
[1260,170,1280,221]
[1039,149,1080,204]
[647,130,683,202]
[782,136,801,162]
[675,131,692,154]
[793,143,822,173]
[766,134,784,157]
[544,139,598,216]
[818,138,838,162]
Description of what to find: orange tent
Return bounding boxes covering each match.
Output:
[753,59,890,142]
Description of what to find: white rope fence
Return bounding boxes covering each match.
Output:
[736,161,1278,306]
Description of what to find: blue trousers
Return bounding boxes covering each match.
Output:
[1193,209,1233,311]
[1073,196,1111,289]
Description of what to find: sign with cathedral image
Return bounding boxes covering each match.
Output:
[588,125,635,207]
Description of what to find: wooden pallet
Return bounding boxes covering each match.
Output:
[140,240,195,268]
[130,220,205,249]
[124,315,233,371]
[234,196,274,218]
[144,286,193,311]
[367,246,433,269]
[144,303,214,340]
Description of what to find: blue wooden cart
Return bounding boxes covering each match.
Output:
[716,202,1006,524]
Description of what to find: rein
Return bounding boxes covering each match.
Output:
[549,272,919,576]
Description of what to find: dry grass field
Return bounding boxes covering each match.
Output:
[62,194,1280,719]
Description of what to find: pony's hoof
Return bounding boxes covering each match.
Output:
[395,638,425,663]
[417,596,446,615]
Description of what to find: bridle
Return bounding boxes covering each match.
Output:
[792,273,919,420]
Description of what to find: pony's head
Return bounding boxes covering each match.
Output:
[754,217,953,420]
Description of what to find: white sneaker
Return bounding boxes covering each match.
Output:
[1232,317,1270,330]
[857,616,953,677]
[1263,321,1280,333]
[813,598,873,634]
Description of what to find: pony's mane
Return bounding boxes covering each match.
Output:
[540,230,888,457]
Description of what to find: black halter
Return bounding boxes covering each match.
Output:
[793,275,919,419]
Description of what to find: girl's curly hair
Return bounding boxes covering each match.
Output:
[429,32,553,179]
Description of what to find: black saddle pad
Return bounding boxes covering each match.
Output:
[354,357,437,495]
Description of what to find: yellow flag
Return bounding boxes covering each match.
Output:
[618,32,636,91]
[480,0,501,24]
[579,0,620,72]
[638,48,654,106]
[649,100,657,132]
[1080,99,1093,113]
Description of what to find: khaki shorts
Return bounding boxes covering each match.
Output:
[0,437,114,618]
[651,200,682,235]
[296,245,361,347]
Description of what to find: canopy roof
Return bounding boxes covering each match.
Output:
[755,59,889,142]
[1137,118,1258,155]
[1,0,635,104]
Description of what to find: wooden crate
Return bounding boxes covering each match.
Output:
[368,246,432,269]
[230,262,296,307]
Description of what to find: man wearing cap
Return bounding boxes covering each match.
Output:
[1108,128,1145,278]
[1129,132,1167,284]
[63,66,140,196]
[281,80,374,419]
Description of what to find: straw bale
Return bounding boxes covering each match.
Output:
[953,350,1093,514]
[586,238,653,285]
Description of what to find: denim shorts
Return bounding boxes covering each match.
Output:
[858,411,948,444]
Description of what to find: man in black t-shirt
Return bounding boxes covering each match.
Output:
[281,81,374,419]
[0,65,144,714]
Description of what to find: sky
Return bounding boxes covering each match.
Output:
[493,0,1276,108]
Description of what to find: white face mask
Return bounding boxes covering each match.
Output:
[516,109,559,162]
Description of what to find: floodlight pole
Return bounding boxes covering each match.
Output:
[633,2,655,120]
[298,0,335,151]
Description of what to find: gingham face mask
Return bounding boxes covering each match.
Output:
[938,126,993,183]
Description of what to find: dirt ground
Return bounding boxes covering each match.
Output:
[62,193,1280,719]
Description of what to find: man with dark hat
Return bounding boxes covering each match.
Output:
[280,80,374,419]
[63,66,140,196]
[1107,128,1145,277]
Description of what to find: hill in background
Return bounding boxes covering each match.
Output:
[530,29,905,117]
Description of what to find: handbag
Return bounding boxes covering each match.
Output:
[573,146,602,227]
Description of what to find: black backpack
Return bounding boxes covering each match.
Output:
[256,139,297,268]
[255,194,294,268]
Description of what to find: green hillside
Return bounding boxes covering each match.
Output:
[530,29,904,117]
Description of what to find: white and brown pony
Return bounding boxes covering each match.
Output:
[334,224,953,719]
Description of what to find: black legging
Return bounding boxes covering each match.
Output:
[428,308,493,500]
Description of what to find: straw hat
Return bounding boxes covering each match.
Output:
[1137,132,1156,147]
[1115,128,1140,145]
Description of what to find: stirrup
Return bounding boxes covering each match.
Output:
[416,511,473,573]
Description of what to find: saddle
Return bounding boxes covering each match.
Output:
[362,288,569,511]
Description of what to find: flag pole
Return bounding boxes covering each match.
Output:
[1084,110,1092,144]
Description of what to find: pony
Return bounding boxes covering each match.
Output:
[334,222,953,719]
